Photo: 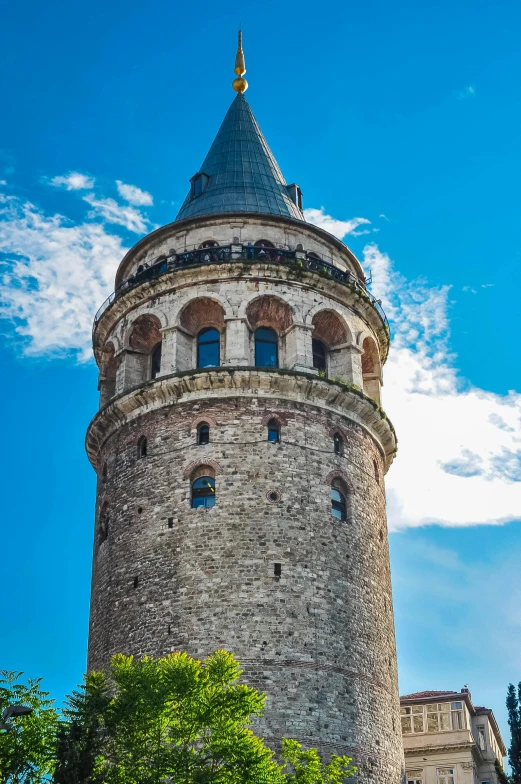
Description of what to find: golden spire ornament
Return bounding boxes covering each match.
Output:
[232,30,248,94]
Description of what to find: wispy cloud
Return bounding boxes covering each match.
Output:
[364,244,521,529]
[303,207,371,239]
[50,171,95,190]
[116,180,153,206]
[455,84,476,100]
[83,193,149,233]
[0,192,125,359]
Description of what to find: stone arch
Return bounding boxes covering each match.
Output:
[254,239,275,248]
[198,240,219,248]
[173,291,234,325]
[312,310,350,347]
[121,314,163,388]
[324,469,354,494]
[361,335,382,405]
[190,414,217,429]
[183,458,223,481]
[238,291,298,323]
[309,308,356,381]
[179,297,226,334]
[261,411,288,427]
[126,313,163,352]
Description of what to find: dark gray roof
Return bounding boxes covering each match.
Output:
[176,93,304,222]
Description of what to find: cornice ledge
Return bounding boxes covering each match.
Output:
[85,368,397,470]
[404,741,475,755]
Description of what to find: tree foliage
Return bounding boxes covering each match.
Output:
[507,682,521,784]
[2,653,357,784]
[0,670,59,784]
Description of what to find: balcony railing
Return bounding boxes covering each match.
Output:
[93,245,389,334]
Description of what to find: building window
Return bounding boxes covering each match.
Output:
[137,436,148,459]
[407,773,423,784]
[374,459,380,482]
[312,338,327,373]
[151,342,162,379]
[101,462,107,481]
[436,769,455,784]
[267,419,280,443]
[197,328,220,368]
[333,433,344,455]
[191,476,215,508]
[426,702,465,732]
[477,725,486,751]
[255,327,278,367]
[197,424,210,445]
[331,481,347,521]
[401,705,425,735]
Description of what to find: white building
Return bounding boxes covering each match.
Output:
[401,689,507,784]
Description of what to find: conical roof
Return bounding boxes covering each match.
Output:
[176,93,304,222]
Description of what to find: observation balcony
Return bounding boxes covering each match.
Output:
[93,244,389,335]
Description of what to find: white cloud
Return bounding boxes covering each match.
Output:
[116,180,153,206]
[456,85,476,100]
[83,193,149,233]
[363,244,521,530]
[0,193,126,359]
[303,207,371,239]
[50,172,95,190]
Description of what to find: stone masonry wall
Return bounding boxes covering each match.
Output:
[88,394,404,783]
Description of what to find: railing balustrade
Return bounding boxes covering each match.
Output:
[93,245,389,334]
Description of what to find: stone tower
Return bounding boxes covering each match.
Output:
[86,38,404,784]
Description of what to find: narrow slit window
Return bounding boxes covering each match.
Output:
[274,563,282,578]
[151,341,162,379]
[197,424,210,445]
[191,476,216,509]
[333,433,343,455]
[373,459,380,482]
[312,339,327,373]
[137,436,148,459]
[267,419,280,443]
[331,481,347,521]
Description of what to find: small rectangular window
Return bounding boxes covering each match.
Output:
[193,176,203,197]
[436,768,455,784]
[477,725,486,750]
[168,517,174,529]
[407,773,423,784]
[274,563,282,578]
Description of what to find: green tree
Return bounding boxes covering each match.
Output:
[280,739,356,783]
[58,650,357,784]
[0,670,58,784]
[53,672,110,784]
[507,682,521,784]
[495,757,510,784]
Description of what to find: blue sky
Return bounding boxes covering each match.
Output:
[1,0,521,756]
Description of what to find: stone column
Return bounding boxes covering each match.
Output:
[120,349,148,392]
[224,317,250,366]
[284,323,315,373]
[329,342,363,387]
[363,374,382,406]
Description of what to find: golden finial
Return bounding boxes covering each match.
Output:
[232,30,248,94]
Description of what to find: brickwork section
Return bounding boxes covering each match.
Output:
[88,396,404,782]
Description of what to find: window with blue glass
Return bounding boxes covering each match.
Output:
[255,327,278,367]
[191,476,216,508]
[197,328,220,368]
[331,481,347,521]
[267,419,280,443]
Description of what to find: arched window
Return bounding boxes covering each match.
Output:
[267,419,280,443]
[151,342,162,379]
[137,436,147,459]
[331,480,347,521]
[312,339,327,373]
[333,433,343,456]
[307,251,322,261]
[254,239,275,248]
[197,328,220,368]
[198,423,210,445]
[199,240,219,248]
[255,327,278,367]
[191,476,216,508]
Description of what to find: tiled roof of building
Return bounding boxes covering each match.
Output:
[400,691,458,700]
[175,93,304,222]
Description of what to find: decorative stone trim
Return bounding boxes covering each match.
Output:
[182,458,223,480]
[86,368,397,470]
[190,414,217,429]
[324,469,353,492]
[328,424,349,440]
[261,411,288,427]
